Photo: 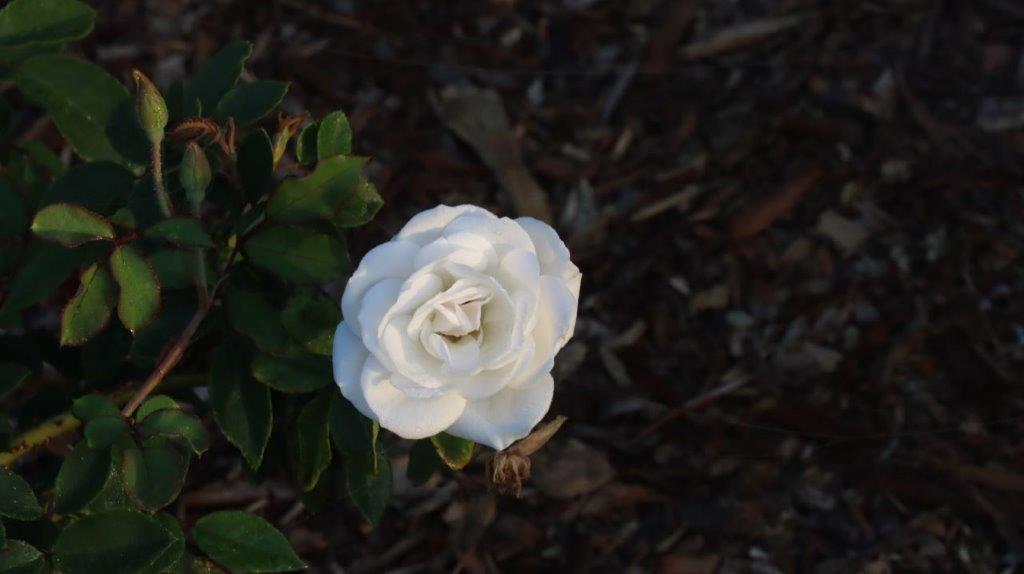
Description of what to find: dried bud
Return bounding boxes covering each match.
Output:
[180,142,211,214]
[132,70,168,143]
[489,452,531,497]
[486,416,567,497]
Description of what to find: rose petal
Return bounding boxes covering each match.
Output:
[518,276,577,384]
[356,277,402,359]
[397,204,495,246]
[360,356,467,439]
[456,337,535,401]
[444,214,536,256]
[332,322,373,418]
[516,217,582,300]
[496,248,540,296]
[342,240,420,333]
[446,373,554,450]
[414,231,497,271]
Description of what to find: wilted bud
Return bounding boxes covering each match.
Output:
[132,70,168,143]
[486,416,566,497]
[489,452,531,497]
[180,142,211,214]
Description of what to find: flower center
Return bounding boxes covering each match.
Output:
[431,297,485,339]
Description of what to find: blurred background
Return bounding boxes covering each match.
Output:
[83,0,1024,571]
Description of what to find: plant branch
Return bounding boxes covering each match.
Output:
[121,256,236,417]
[120,303,207,417]
[152,140,172,217]
[0,374,206,468]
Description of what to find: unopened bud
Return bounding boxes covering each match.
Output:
[180,142,211,214]
[132,70,168,143]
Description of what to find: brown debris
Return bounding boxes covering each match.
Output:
[436,86,553,222]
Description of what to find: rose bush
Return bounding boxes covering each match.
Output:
[333,205,581,450]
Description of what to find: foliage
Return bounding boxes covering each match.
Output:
[0,0,478,571]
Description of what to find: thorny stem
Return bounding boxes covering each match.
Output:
[152,139,172,217]
[0,375,204,467]
[121,268,233,418]
[120,302,209,417]
[0,261,236,466]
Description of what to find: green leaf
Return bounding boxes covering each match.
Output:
[316,110,352,159]
[0,520,4,550]
[19,140,64,176]
[72,393,119,421]
[328,393,376,467]
[54,441,113,514]
[83,463,131,513]
[84,415,128,449]
[334,176,383,228]
[266,155,366,224]
[213,81,289,127]
[407,439,441,486]
[52,510,177,574]
[120,439,189,512]
[346,440,391,526]
[30,203,114,247]
[0,520,57,555]
[143,218,213,248]
[149,513,186,574]
[0,363,31,399]
[0,539,44,574]
[110,245,161,333]
[127,294,194,368]
[295,391,332,491]
[244,226,351,285]
[238,128,274,204]
[0,180,27,236]
[0,0,94,49]
[59,263,114,346]
[193,511,304,573]
[139,409,209,455]
[42,161,135,216]
[224,285,289,353]
[16,55,146,166]
[251,354,330,394]
[185,41,251,116]
[0,241,107,317]
[209,342,271,469]
[294,122,318,165]
[149,248,210,291]
[0,468,42,520]
[281,289,340,355]
[430,433,475,470]
[135,395,179,422]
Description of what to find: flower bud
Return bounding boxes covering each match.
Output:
[132,70,168,143]
[180,142,211,213]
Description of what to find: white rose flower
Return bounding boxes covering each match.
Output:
[332,204,581,450]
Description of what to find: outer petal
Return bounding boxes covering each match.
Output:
[516,217,582,300]
[518,276,578,384]
[360,356,467,439]
[342,240,420,333]
[446,373,554,450]
[332,322,373,418]
[396,205,495,246]
[356,278,402,355]
[444,214,536,256]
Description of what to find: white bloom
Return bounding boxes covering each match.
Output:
[332,205,581,450]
